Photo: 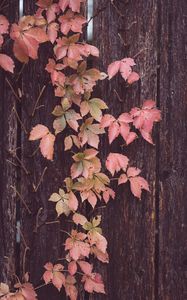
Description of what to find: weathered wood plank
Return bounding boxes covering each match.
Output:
[93,1,158,299]
[158,1,187,299]
[19,1,64,288]
[0,0,19,284]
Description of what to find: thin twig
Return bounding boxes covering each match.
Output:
[114,89,123,102]
[6,159,18,167]
[11,185,32,214]
[57,257,67,261]
[5,78,21,102]
[86,5,107,25]
[33,167,48,192]
[111,0,125,17]
[45,220,60,225]
[34,207,43,233]
[60,230,72,237]
[15,63,26,82]
[32,85,46,117]
[23,247,30,277]
[0,0,8,10]
[118,33,129,47]
[9,150,29,175]
[127,21,137,31]
[133,48,148,59]
[29,146,39,158]
[35,283,51,291]
[19,228,29,249]
[13,106,28,134]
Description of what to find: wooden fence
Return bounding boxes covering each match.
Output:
[0,1,186,299]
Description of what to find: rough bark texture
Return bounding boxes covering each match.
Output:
[0,0,19,284]
[158,1,187,299]
[93,1,157,299]
[0,0,186,299]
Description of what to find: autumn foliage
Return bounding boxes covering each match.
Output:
[0,0,161,299]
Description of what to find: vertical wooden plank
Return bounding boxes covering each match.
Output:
[20,1,63,289]
[19,2,87,299]
[158,1,187,299]
[0,0,19,284]
[93,1,158,299]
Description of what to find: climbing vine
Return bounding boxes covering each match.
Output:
[0,0,161,299]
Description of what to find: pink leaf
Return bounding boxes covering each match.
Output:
[39,133,55,160]
[29,124,49,141]
[129,176,149,199]
[65,276,78,300]
[0,54,15,73]
[106,153,129,176]
[43,263,65,291]
[103,187,115,204]
[47,22,59,44]
[127,167,141,178]
[126,132,138,145]
[59,0,85,13]
[100,114,115,128]
[0,15,9,34]
[68,191,78,211]
[72,213,87,225]
[118,174,128,185]
[107,61,120,80]
[108,121,120,144]
[127,71,140,84]
[78,261,92,275]
[82,273,105,294]
[20,283,37,300]
[68,261,77,276]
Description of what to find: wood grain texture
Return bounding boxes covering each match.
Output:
[92,1,158,299]
[0,0,19,284]
[158,0,187,299]
[0,1,186,299]
[19,1,65,289]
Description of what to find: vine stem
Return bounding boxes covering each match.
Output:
[10,185,32,214]
[32,85,46,117]
[35,282,51,291]
[5,78,21,102]
[60,230,72,237]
